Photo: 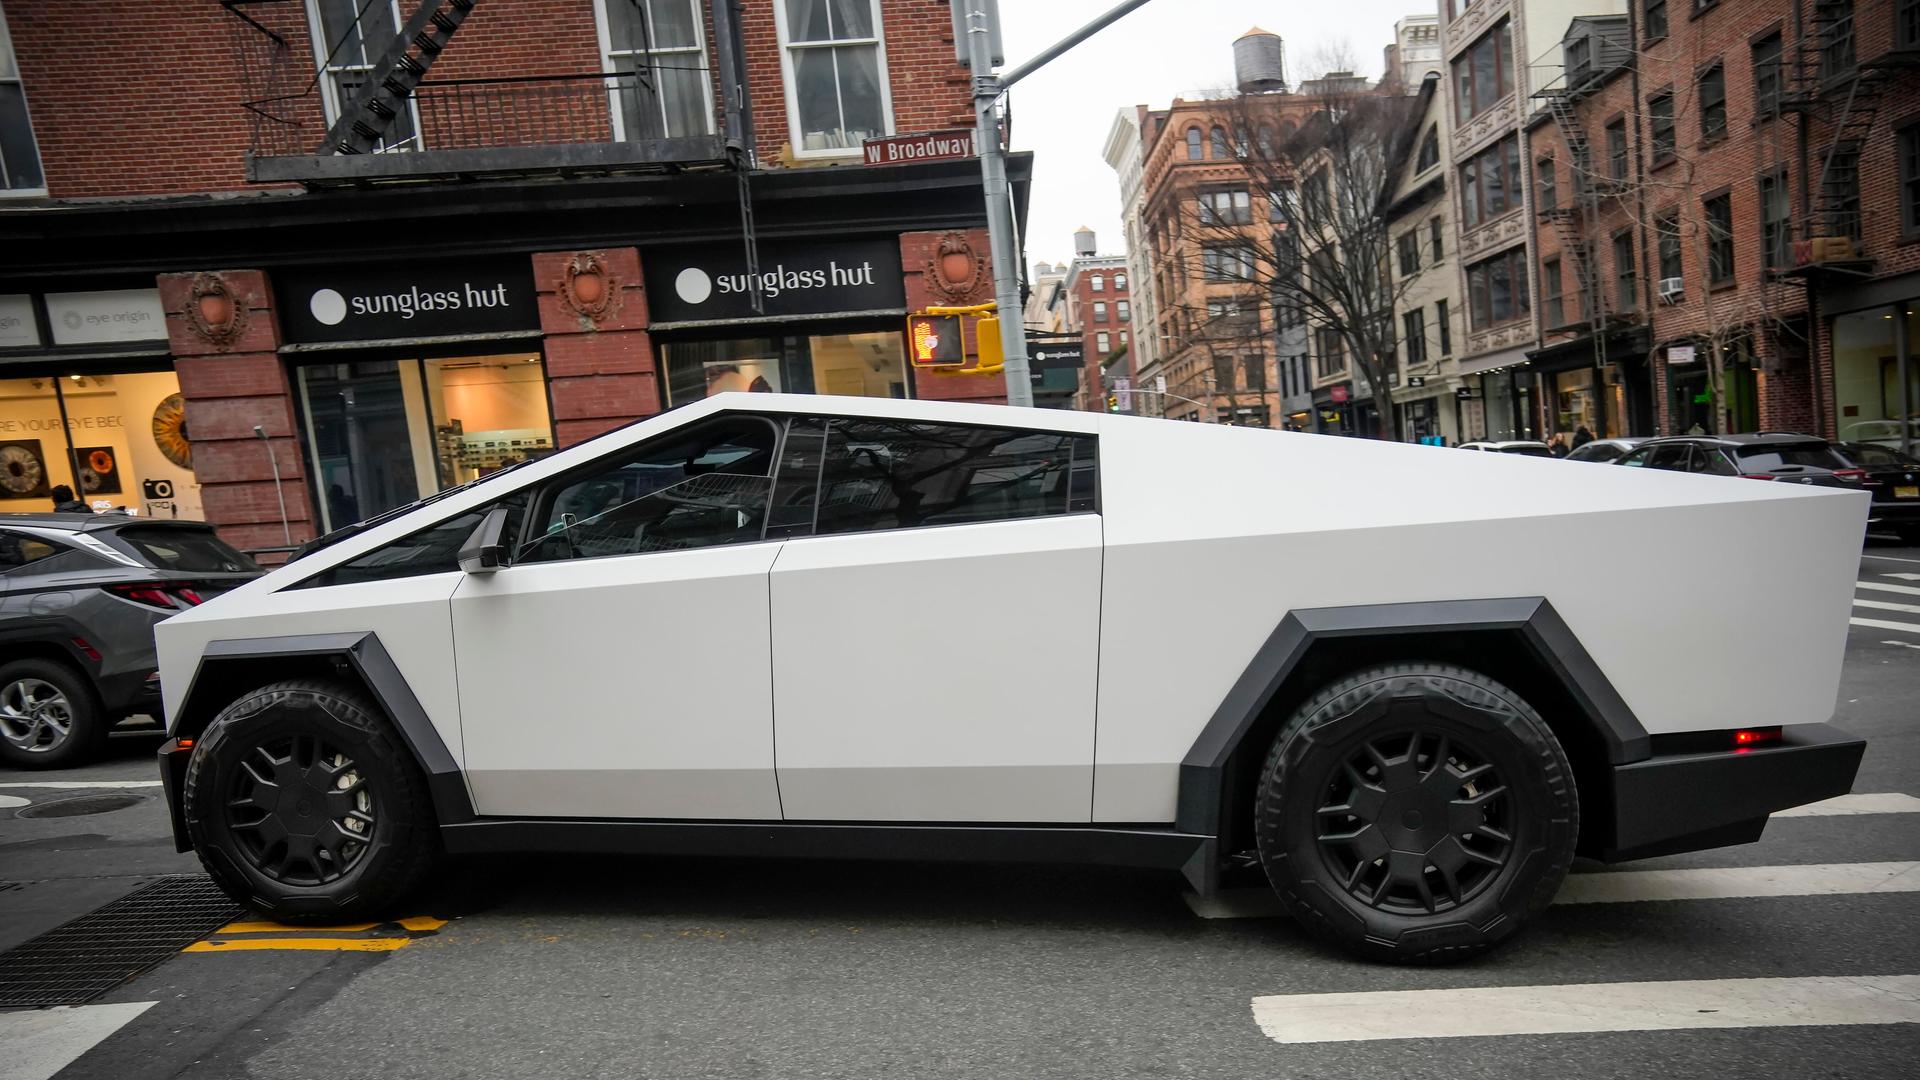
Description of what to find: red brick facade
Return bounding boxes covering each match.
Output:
[1532,0,1920,438]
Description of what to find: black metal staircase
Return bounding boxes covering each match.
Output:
[1536,87,1605,334]
[323,0,478,157]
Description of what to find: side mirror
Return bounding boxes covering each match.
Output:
[458,505,513,574]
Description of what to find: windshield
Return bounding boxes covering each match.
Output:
[111,527,259,573]
[1506,445,1553,457]
[1734,444,1847,471]
[1845,444,1920,468]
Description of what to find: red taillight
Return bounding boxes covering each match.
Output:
[1739,473,1780,480]
[108,584,178,610]
[173,587,204,606]
[1733,727,1783,748]
[1834,469,1867,482]
[70,636,102,662]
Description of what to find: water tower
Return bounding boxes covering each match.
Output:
[1234,27,1288,94]
[1073,226,1097,257]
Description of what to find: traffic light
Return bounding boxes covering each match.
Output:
[1106,394,1119,412]
[906,314,964,367]
[974,314,1005,372]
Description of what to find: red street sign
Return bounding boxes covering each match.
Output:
[863,130,976,166]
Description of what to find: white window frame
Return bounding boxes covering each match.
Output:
[304,0,424,151]
[591,0,716,142]
[0,0,47,197]
[772,0,894,160]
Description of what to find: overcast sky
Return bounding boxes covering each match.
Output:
[998,0,1432,268]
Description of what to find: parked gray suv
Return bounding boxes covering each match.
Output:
[0,513,259,768]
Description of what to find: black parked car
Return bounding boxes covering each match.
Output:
[1833,442,1920,543]
[0,514,260,767]
[1616,433,1869,488]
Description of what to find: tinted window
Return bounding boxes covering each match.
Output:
[1504,445,1553,457]
[811,419,1096,535]
[1846,444,1920,467]
[299,496,526,587]
[1735,444,1848,471]
[111,527,258,574]
[1692,449,1738,476]
[1647,444,1693,471]
[1570,443,1621,462]
[0,530,62,572]
[1619,448,1652,467]
[520,416,777,562]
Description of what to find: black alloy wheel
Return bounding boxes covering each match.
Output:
[1314,730,1512,915]
[1255,662,1577,965]
[185,679,439,924]
[225,733,377,886]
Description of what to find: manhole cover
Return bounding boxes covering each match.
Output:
[15,793,149,819]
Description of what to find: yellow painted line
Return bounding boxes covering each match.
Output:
[396,915,448,932]
[184,937,412,954]
[217,920,381,934]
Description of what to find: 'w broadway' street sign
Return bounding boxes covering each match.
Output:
[863,130,976,166]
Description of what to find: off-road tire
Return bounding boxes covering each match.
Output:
[0,658,108,769]
[1254,662,1577,965]
[184,679,439,924]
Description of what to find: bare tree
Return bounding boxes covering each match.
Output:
[1178,80,1421,438]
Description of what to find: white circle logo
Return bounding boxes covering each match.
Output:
[674,267,713,305]
[310,288,348,326]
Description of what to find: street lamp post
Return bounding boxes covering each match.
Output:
[964,0,1154,408]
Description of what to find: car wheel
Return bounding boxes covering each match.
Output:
[183,679,439,924]
[0,658,108,769]
[1254,662,1578,964]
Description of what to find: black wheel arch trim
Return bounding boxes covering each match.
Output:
[1174,597,1651,839]
[161,631,473,852]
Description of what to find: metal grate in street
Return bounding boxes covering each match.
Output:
[0,875,241,1007]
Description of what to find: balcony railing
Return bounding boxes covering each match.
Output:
[227,2,727,185]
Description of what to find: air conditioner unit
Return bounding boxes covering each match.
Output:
[1656,277,1684,303]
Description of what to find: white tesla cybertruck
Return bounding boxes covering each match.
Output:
[153,394,1867,963]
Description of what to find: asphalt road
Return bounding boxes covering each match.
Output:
[3,538,1917,1079]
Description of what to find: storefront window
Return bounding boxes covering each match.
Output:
[662,329,907,406]
[1669,365,1714,435]
[1832,305,1918,452]
[0,371,200,517]
[1482,373,1516,440]
[296,352,554,532]
[1552,368,1596,441]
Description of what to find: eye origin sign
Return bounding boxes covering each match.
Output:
[907,314,964,367]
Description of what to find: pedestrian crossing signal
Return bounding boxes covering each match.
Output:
[907,314,965,367]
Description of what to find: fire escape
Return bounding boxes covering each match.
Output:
[1536,85,1606,342]
[1781,0,1920,271]
[222,0,740,185]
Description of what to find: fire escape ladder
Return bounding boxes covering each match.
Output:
[321,0,480,156]
[1540,87,1604,334]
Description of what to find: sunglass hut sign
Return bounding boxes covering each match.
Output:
[646,238,906,322]
[276,258,538,343]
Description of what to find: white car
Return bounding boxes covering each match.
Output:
[1458,439,1555,456]
[154,394,1867,963]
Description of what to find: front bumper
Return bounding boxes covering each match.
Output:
[1599,723,1864,861]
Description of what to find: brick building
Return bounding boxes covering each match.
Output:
[1059,228,1129,411]
[0,0,1029,556]
[1525,0,1920,447]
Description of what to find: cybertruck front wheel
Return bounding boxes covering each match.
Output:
[1254,663,1578,964]
[183,679,439,924]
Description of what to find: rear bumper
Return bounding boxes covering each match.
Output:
[1600,723,1865,862]
[1866,500,1920,524]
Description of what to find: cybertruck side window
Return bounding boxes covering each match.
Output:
[805,418,1097,536]
[517,415,779,562]
[294,494,527,588]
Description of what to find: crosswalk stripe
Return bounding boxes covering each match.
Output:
[1852,617,1920,633]
[1555,861,1920,904]
[1774,792,1920,816]
[0,1002,156,1080]
[1855,597,1920,615]
[0,780,163,789]
[1858,580,1920,596]
[1187,857,1920,920]
[1249,975,1920,1044]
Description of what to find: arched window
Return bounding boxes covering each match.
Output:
[1257,125,1276,158]
[1091,274,1105,292]
[1186,127,1203,159]
[1233,125,1250,157]
[1210,125,1230,159]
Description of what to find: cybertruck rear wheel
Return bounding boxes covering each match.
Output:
[1255,663,1577,964]
[184,679,439,924]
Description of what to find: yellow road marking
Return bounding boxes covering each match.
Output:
[217,920,381,934]
[396,915,449,931]
[185,937,411,953]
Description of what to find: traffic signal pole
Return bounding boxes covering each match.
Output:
[965,0,1154,408]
